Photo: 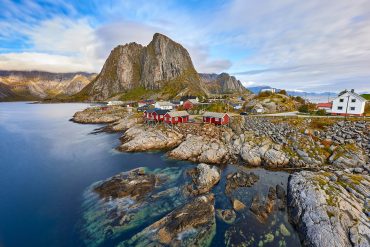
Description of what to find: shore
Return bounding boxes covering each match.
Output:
[72,106,370,246]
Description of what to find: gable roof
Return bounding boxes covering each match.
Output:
[334,91,367,102]
[186,99,199,104]
[155,101,175,106]
[317,102,332,108]
[165,111,189,117]
[144,108,170,115]
[202,111,229,118]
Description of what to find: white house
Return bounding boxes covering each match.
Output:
[154,101,175,110]
[331,90,366,116]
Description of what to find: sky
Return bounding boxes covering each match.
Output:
[1,0,370,93]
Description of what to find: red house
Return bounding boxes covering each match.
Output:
[164,111,190,124]
[183,99,199,110]
[144,109,169,122]
[202,112,230,125]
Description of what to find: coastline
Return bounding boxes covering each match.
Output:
[71,105,370,247]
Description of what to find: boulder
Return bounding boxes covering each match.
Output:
[216,209,236,224]
[225,171,259,194]
[288,171,370,247]
[186,163,221,195]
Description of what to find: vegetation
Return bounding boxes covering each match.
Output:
[119,87,158,101]
[298,103,316,113]
[361,94,370,100]
[279,89,287,95]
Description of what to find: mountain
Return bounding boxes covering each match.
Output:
[79,33,207,101]
[199,72,247,94]
[247,86,274,94]
[0,70,96,101]
[0,82,20,101]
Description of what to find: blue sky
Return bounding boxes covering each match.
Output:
[1,0,370,92]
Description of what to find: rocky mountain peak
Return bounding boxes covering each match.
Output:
[200,72,246,94]
[80,33,205,101]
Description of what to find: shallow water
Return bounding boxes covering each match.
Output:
[0,102,301,247]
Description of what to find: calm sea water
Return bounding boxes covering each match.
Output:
[0,102,301,247]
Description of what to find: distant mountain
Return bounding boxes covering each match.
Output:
[199,73,247,94]
[78,33,208,101]
[0,70,96,101]
[247,85,337,98]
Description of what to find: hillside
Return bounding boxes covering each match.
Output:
[0,70,95,101]
[199,73,247,94]
[244,92,302,113]
[78,33,208,101]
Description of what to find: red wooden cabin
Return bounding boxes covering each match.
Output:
[164,111,189,124]
[144,109,169,122]
[202,112,230,125]
[183,99,199,110]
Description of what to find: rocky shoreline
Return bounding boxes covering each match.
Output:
[72,107,369,246]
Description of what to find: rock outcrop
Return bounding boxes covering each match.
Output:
[168,135,229,164]
[72,106,128,124]
[200,72,246,94]
[80,33,207,101]
[185,163,221,195]
[120,194,216,247]
[288,171,370,247]
[119,125,183,152]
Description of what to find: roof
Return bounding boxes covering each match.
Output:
[144,108,170,115]
[186,99,199,104]
[155,101,175,106]
[165,111,189,117]
[202,111,229,118]
[334,91,367,102]
[180,95,198,101]
[317,102,332,108]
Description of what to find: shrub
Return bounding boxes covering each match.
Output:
[316,109,327,116]
[279,89,287,95]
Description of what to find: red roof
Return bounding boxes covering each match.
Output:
[317,102,332,108]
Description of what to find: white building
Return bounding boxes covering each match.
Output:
[154,101,175,110]
[260,88,276,94]
[331,90,366,116]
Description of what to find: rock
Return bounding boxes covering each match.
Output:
[119,125,183,152]
[250,187,278,222]
[288,171,370,247]
[279,224,291,237]
[186,163,220,195]
[216,209,236,224]
[240,144,262,166]
[81,33,206,101]
[72,106,127,124]
[94,167,157,200]
[120,194,216,247]
[169,135,228,164]
[232,199,246,211]
[225,171,259,194]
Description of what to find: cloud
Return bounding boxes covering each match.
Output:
[0,0,370,92]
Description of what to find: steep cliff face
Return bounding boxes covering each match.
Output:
[0,82,19,101]
[81,33,206,101]
[200,73,246,94]
[0,70,95,101]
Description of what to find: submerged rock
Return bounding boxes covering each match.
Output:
[120,194,216,247]
[94,168,158,200]
[216,209,236,224]
[185,163,221,195]
[288,171,370,247]
[250,187,280,222]
[232,199,246,211]
[81,167,185,247]
[225,171,259,194]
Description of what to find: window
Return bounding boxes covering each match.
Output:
[339,99,344,102]
[350,107,355,111]
[351,99,356,102]
[337,106,343,110]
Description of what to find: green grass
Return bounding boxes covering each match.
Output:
[119,86,158,101]
[361,94,370,100]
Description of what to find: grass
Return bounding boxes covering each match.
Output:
[361,94,370,100]
[119,87,158,101]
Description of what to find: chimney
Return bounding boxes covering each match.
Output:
[351,89,354,93]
